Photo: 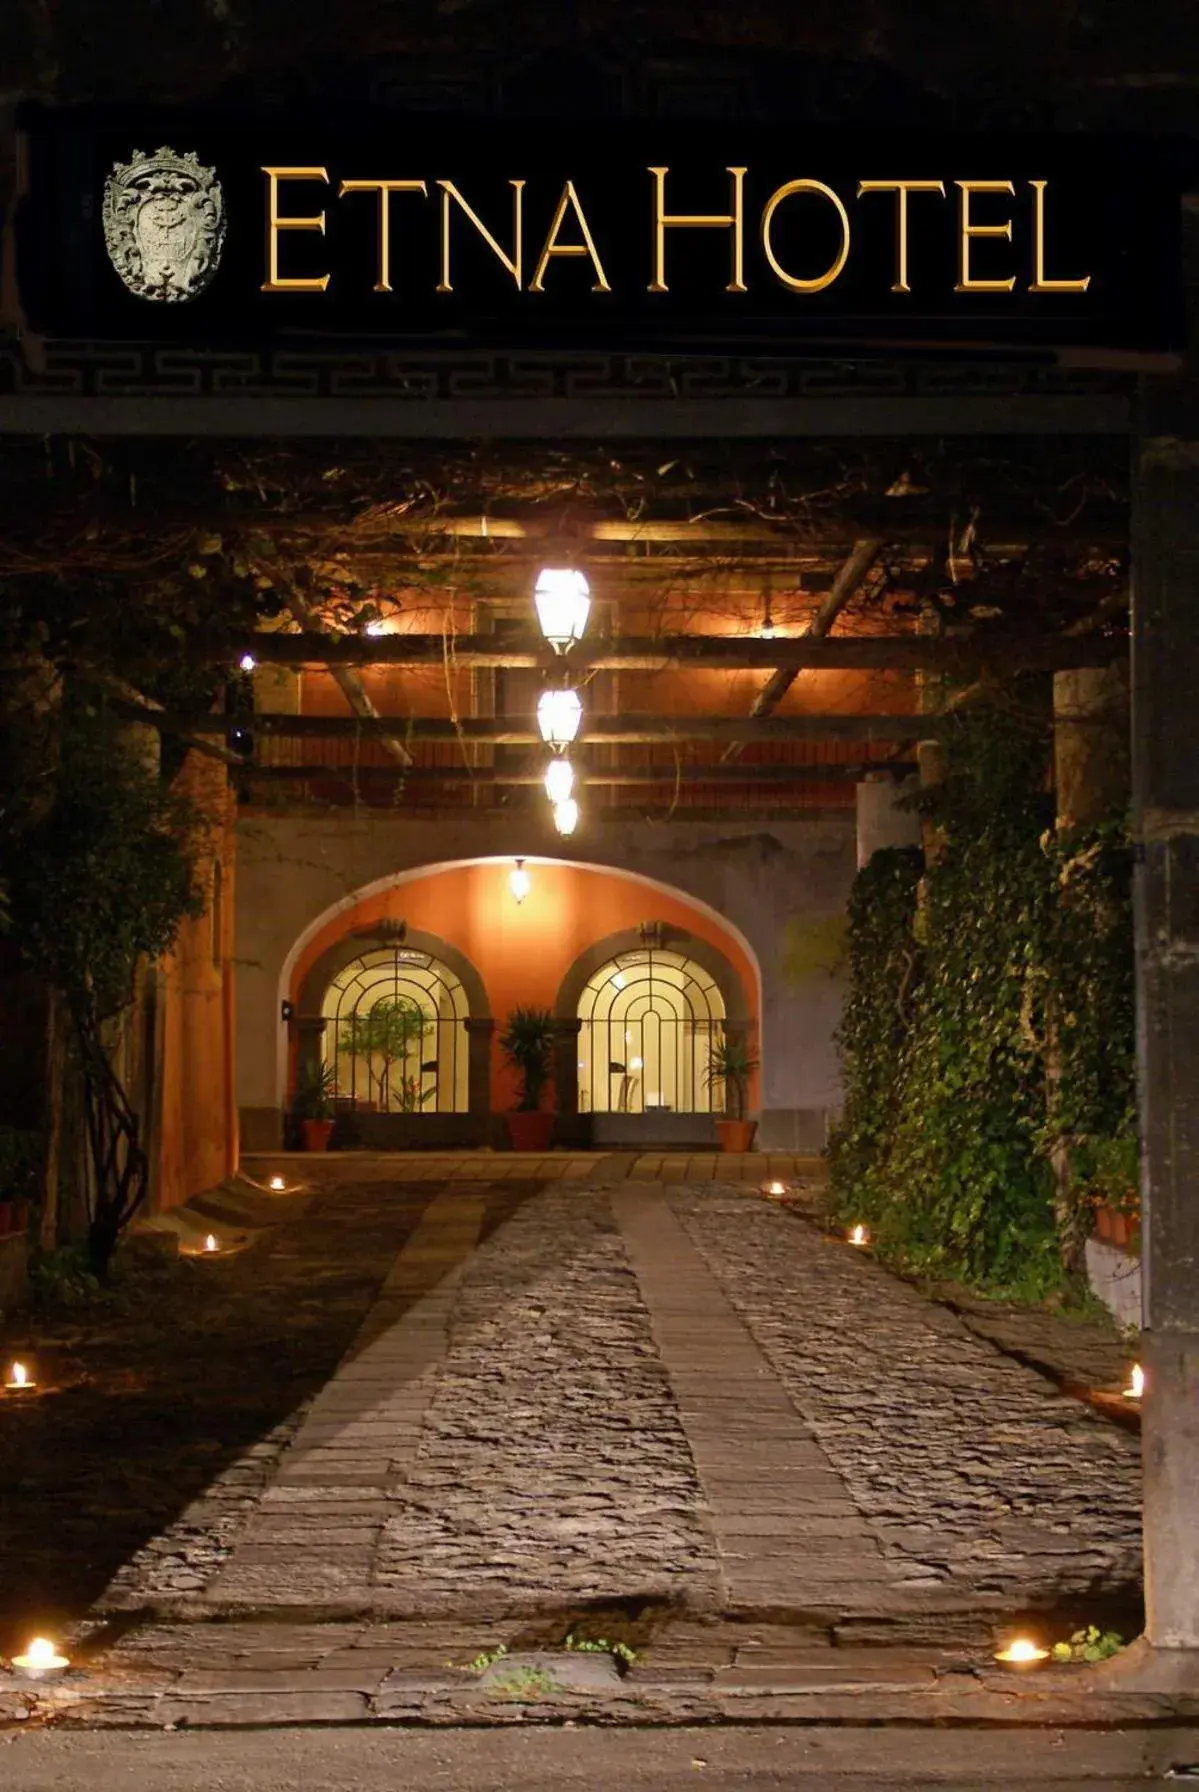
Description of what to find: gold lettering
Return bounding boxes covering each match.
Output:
[955,180,1016,293]
[437,180,525,293]
[529,181,611,293]
[648,167,747,294]
[1029,179,1091,293]
[856,180,947,293]
[338,178,429,292]
[261,167,331,293]
[761,179,850,294]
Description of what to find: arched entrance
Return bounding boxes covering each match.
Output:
[294,926,492,1146]
[322,946,470,1115]
[576,946,726,1118]
[556,924,753,1147]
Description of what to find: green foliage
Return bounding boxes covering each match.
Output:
[1050,1626,1124,1664]
[293,1060,338,1121]
[0,693,212,1273]
[338,998,432,1110]
[563,1633,637,1665]
[499,1007,555,1112]
[830,699,1136,1296]
[28,1243,103,1310]
[704,1032,760,1120]
[3,696,208,1024]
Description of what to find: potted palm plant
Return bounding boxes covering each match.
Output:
[706,1033,760,1152]
[499,1006,556,1151]
[294,1060,339,1152]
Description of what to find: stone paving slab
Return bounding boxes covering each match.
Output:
[674,1191,1143,1609]
[206,1190,486,1607]
[613,1187,899,1615]
[81,1166,1149,1728]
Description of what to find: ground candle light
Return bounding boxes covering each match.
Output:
[4,1361,35,1391]
[1123,1363,1145,1400]
[849,1224,869,1246]
[994,1638,1049,1668]
[12,1637,69,1678]
[203,1234,219,1253]
[269,1176,286,1191]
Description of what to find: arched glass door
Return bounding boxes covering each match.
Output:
[576,948,727,1116]
[321,948,469,1113]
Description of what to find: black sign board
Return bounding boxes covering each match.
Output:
[14,106,1186,356]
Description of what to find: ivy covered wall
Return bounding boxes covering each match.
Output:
[829,700,1136,1298]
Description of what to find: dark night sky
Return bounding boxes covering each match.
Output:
[2,0,1199,137]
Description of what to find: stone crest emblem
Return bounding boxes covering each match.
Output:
[102,148,226,302]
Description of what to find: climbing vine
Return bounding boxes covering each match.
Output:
[829,698,1136,1297]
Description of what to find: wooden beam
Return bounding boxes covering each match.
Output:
[282,583,413,768]
[114,707,932,743]
[723,538,883,763]
[239,762,909,786]
[214,631,1125,673]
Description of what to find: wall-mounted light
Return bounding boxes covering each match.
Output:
[537,687,583,752]
[534,568,591,653]
[509,857,531,904]
[238,652,257,672]
[552,798,579,837]
[544,757,575,805]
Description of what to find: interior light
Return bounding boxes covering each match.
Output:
[552,798,579,837]
[365,619,388,636]
[537,687,583,752]
[544,757,574,804]
[534,567,591,653]
[509,857,531,904]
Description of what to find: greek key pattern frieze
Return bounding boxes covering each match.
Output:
[0,340,1130,406]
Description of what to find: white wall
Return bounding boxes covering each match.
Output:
[234,809,857,1143]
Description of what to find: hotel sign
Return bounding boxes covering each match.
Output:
[15,109,1185,353]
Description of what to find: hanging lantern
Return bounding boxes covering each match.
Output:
[509,857,531,904]
[537,687,583,752]
[544,757,575,805]
[552,798,579,837]
[534,568,591,653]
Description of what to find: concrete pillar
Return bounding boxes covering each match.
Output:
[1124,387,1199,1679]
[855,774,922,869]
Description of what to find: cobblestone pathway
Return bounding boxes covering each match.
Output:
[675,1192,1143,1606]
[99,1176,1142,1631]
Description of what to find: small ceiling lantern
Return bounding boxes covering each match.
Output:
[509,857,531,904]
[534,568,591,653]
[544,757,575,805]
[552,799,579,837]
[537,687,583,752]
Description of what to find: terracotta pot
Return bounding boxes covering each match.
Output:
[1109,1209,1130,1249]
[1094,1203,1114,1242]
[716,1119,758,1153]
[301,1118,336,1152]
[505,1111,555,1152]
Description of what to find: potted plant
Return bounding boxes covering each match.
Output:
[499,1006,556,1151]
[706,1033,760,1152]
[294,1061,339,1152]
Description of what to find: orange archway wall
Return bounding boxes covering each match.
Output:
[290,861,759,1111]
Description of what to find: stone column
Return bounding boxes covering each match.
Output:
[1053,665,1130,829]
[465,1018,495,1146]
[855,773,922,869]
[1122,387,1199,1680]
